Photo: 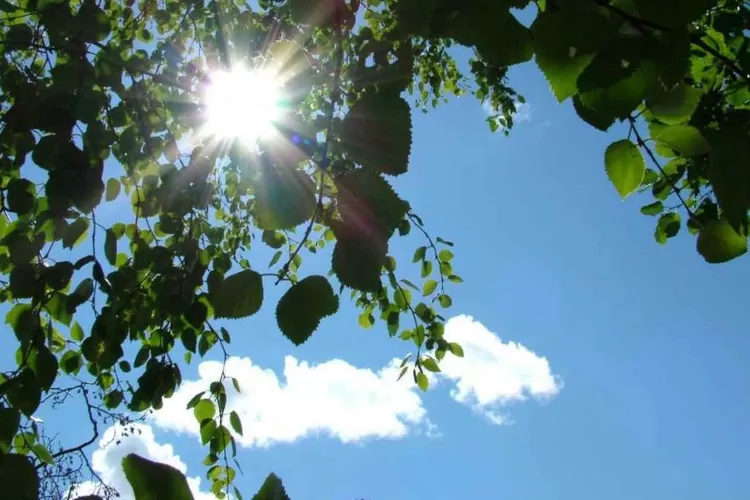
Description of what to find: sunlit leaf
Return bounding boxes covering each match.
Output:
[697,218,747,264]
[655,125,710,157]
[605,140,645,198]
[122,453,195,500]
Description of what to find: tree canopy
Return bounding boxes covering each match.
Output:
[0,0,748,498]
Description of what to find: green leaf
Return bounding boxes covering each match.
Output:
[438,249,454,262]
[105,178,121,201]
[646,83,702,125]
[438,294,453,308]
[337,169,410,236]
[705,128,750,234]
[604,140,645,198]
[60,350,82,375]
[573,95,614,132]
[200,420,217,446]
[63,218,90,249]
[209,425,232,455]
[29,346,58,390]
[473,11,533,68]
[104,390,124,409]
[640,201,664,216]
[6,370,41,416]
[212,270,263,319]
[697,218,747,264]
[531,11,613,102]
[448,342,464,357]
[229,411,243,436]
[413,246,427,263]
[340,92,412,176]
[252,473,291,500]
[655,125,710,157]
[6,179,35,215]
[68,278,94,310]
[633,0,714,26]
[416,372,429,391]
[122,453,196,500]
[104,229,117,266]
[262,230,286,249]
[10,264,37,299]
[655,212,682,244]
[254,167,316,230]
[576,37,645,93]
[0,407,20,450]
[581,61,657,125]
[276,276,339,346]
[332,228,386,293]
[46,292,73,326]
[31,443,53,464]
[193,399,215,423]
[42,262,74,291]
[421,260,432,278]
[0,454,38,500]
[358,312,375,329]
[421,357,441,373]
[422,279,438,296]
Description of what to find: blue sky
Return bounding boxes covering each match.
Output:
[5,26,750,500]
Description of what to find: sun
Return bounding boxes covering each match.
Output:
[202,67,284,144]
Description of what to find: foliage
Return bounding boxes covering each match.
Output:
[0,0,748,498]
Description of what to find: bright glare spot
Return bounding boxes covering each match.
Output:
[203,67,283,144]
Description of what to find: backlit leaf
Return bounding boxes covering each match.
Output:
[252,473,290,500]
[212,270,263,319]
[122,453,195,500]
[655,125,710,157]
[531,11,613,102]
[697,218,747,264]
[63,218,90,249]
[647,83,702,125]
[340,92,412,176]
[229,411,243,436]
[254,167,316,230]
[605,140,645,198]
[276,276,339,346]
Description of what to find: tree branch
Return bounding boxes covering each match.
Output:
[627,115,697,221]
[593,0,750,84]
[276,20,346,285]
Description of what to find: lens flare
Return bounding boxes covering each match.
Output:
[203,67,283,144]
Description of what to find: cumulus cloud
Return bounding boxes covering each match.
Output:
[438,315,562,425]
[69,423,213,500]
[149,315,561,447]
[151,356,431,447]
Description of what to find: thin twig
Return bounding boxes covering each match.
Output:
[276,21,346,284]
[627,115,696,220]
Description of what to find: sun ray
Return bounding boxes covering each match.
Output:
[199,66,285,147]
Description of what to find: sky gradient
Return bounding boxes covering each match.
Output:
[4,31,750,500]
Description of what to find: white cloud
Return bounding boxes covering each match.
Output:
[148,316,562,447]
[513,102,533,123]
[69,423,213,500]
[151,356,432,447]
[437,315,563,425]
